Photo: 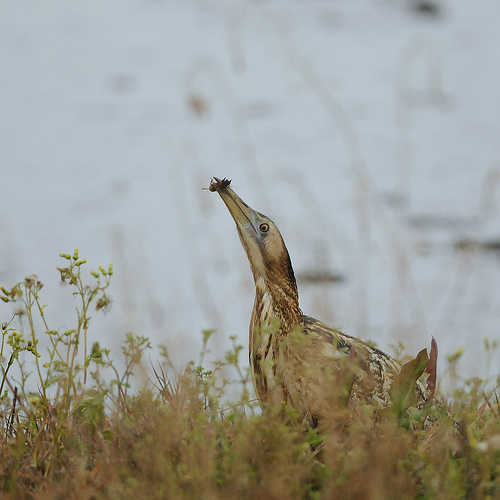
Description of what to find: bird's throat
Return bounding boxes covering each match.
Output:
[251,277,302,338]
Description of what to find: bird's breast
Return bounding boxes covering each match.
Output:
[249,283,291,405]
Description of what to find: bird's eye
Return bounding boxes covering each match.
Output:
[259,223,269,233]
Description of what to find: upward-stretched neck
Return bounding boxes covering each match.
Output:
[252,266,302,335]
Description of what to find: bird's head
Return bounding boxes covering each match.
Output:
[209,177,297,291]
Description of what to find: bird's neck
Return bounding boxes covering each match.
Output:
[251,276,302,335]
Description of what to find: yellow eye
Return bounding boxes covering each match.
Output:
[259,223,269,233]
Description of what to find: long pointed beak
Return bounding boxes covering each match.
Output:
[209,177,257,232]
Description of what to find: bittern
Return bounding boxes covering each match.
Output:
[210,177,430,423]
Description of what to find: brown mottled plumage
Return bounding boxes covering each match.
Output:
[210,177,430,423]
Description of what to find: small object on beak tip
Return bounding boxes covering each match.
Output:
[209,177,232,192]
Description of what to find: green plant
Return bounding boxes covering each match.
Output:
[0,252,499,499]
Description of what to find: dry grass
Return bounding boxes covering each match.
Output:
[1,253,499,499]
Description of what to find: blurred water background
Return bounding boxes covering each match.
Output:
[1,0,499,391]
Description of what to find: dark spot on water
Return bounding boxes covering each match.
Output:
[410,1,442,18]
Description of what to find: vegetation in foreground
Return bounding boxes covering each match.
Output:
[1,252,499,499]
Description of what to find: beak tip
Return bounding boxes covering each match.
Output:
[209,177,232,192]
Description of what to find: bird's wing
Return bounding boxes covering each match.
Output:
[300,315,404,407]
